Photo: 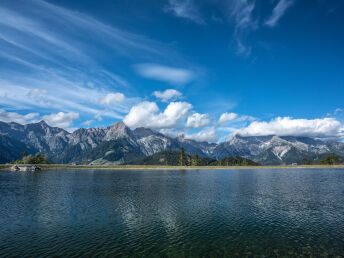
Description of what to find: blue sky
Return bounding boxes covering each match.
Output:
[0,0,343,142]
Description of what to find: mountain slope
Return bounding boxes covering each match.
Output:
[0,120,70,156]
[0,135,37,163]
[133,127,180,156]
[131,150,217,166]
[131,150,259,166]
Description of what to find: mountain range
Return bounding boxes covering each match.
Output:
[1,120,343,165]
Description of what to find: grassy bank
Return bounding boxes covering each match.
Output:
[1,164,344,170]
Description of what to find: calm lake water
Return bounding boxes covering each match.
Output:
[1,168,344,257]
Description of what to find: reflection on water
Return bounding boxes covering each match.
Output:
[1,168,344,256]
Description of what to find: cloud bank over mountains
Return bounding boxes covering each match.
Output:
[1,88,344,142]
[235,117,344,140]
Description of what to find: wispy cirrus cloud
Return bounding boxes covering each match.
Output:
[227,0,257,57]
[265,0,293,27]
[225,0,294,56]
[0,0,178,125]
[164,0,205,24]
[134,64,195,85]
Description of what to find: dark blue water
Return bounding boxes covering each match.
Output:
[1,168,344,257]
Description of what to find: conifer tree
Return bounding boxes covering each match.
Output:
[192,153,201,166]
[178,147,185,166]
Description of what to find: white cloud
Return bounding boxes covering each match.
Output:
[229,0,256,30]
[27,88,48,96]
[158,128,182,138]
[185,127,219,142]
[94,111,104,122]
[236,115,256,122]
[0,0,171,123]
[334,108,344,115]
[123,101,192,129]
[153,89,182,102]
[98,93,125,106]
[265,0,293,27]
[42,111,79,129]
[82,120,94,126]
[164,0,205,24]
[0,109,39,124]
[134,63,194,85]
[235,117,344,139]
[186,113,210,128]
[228,0,257,57]
[218,112,255,124]
[219,112,238,123]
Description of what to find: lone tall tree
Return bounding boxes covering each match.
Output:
[192,153,201,166]
[178,147,185,166]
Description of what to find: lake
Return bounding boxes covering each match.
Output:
[0,168,344,257]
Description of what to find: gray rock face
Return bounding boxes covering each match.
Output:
[133,127,179,156]
[1,120,343,165]
[70,127,106,150]
[10,165,41,171]
[0,120,69,156]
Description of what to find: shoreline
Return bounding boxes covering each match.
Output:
[1,164,344,171]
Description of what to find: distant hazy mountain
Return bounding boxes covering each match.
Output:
[0,120,343,165]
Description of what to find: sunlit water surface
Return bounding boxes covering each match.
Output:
[1,168,344,257]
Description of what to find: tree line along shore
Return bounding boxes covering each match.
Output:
[1,148,343,169]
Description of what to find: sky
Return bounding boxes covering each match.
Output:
[0,0,343,142]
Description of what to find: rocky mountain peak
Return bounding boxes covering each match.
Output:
[108,121,126,129]
[176,134,186,142]
[133,127,156,139]
[38,120,48,127]
[105,121,135,142]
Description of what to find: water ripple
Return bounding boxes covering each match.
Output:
[0,168,344,257]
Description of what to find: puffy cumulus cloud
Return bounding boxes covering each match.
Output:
[98,93,125,106]
[123,102,159,127]
[134,63,194,85]
[235,117,344,139]
[153,89,182,102]
[219,112,238,123]
[186,113,210,129]
[0,109,39,124]
[185,127,218,142]
[123,101,192,129]
[42,111,79,129]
